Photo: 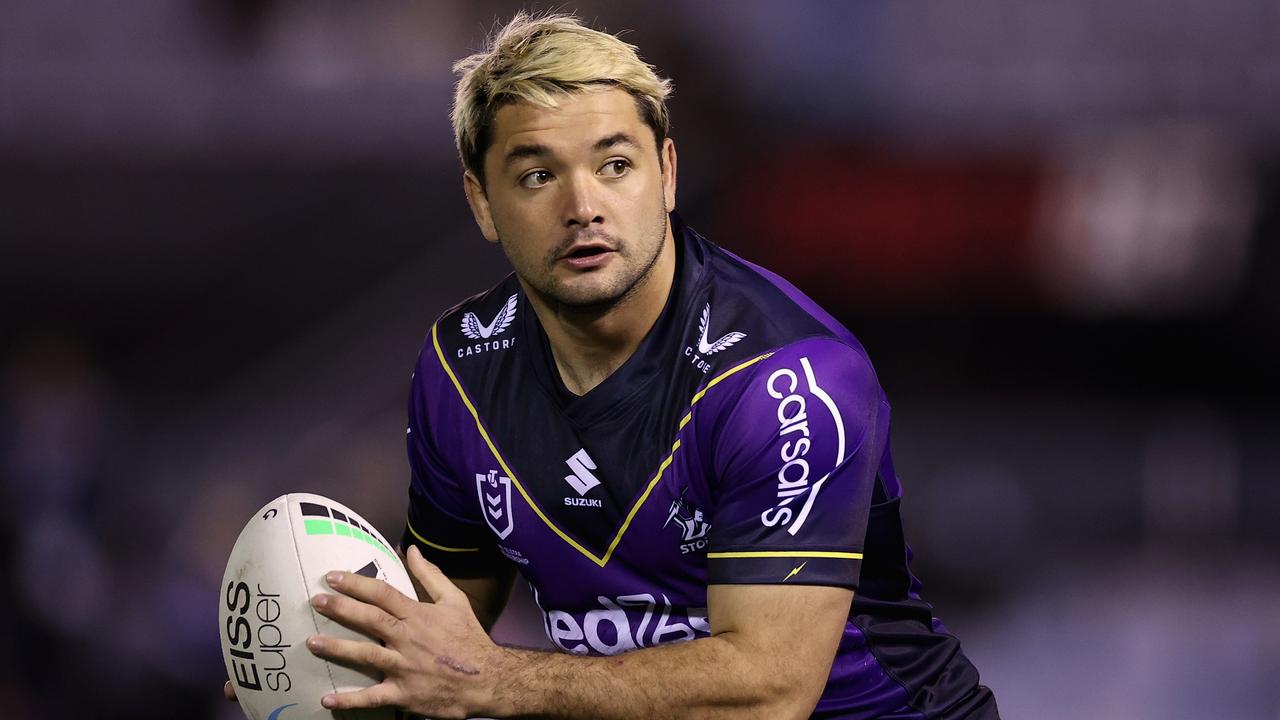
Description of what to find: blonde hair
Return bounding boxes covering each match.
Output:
[451,12,673,181]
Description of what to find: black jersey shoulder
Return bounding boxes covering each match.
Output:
[679,227,865,372]
[435,274,525,366]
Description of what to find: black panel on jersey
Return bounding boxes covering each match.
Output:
[436,215,833,559]
[853,476,1000,719]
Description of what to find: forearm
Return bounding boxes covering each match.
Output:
[480,633,814,720]
[309,553,847,720]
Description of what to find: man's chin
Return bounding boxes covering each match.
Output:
[543,279,632,312]
[555,291,630,312]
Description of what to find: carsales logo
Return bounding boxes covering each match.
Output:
[759,357,847,535]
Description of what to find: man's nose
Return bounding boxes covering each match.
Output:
[561,172,605,228]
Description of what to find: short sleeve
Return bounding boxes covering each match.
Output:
[706,338,886,588]
[400,360,507,578]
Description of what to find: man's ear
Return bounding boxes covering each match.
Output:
[661,137,677,213]
[462,171,500,243]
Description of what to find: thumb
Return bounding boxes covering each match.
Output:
[405,544,459,604]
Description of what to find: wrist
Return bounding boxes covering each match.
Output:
[469,644,529,718]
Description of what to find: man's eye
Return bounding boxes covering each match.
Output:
[600,159,631,177]
[520,170,552,188]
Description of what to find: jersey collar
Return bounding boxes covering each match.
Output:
[520,212,709,425]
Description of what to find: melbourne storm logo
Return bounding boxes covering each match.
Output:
[458,294,518,358]
[684,303,745,373]
[664,494,711,554]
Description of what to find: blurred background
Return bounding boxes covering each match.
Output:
[3,0,1278,717]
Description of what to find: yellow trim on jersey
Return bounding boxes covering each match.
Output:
[606,353,774,564]
[601,438,680,563]
[432,320,772,567]
[678,353,769,430]
[433,323,600,563]
[405,520,479,552]
[706,551,864,560]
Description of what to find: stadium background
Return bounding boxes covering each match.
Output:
[3,1,1278,717]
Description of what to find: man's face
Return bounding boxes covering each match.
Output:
[464,88,677,309]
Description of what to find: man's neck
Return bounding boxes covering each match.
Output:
[526,228,677,397]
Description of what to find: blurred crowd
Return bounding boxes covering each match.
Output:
[3,1,1278,718]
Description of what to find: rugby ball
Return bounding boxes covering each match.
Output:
[220,493,416,720]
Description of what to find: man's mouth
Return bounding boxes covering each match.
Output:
[559,243,616,268]
[565,245,611,259]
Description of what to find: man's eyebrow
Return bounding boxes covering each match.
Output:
[503,143,551,167]
[593,132,642,152]
[502,133,642,167]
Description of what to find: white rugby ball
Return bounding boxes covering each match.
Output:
[220,493,416,720]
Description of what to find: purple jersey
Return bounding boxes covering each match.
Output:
[401,215,997,718]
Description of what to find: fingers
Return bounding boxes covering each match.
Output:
[319,683,400,711]
[223,680,237,701]
[405,545,460,604]
[311,590,406,641]
[307,633,401,674]
[322,569,418,619]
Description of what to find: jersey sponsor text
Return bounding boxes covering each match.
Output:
[457,336,517,358]
[760,357,846,535]
[536,589,710,656]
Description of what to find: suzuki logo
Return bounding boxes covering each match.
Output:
[563,448,601,496]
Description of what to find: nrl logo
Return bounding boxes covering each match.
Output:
[476,470,514,539]
[461,294,517,340]
[684,302,745,373]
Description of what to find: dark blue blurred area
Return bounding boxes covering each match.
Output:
[3,1,1279,718]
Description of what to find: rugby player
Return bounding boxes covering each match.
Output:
[228,11,999,719]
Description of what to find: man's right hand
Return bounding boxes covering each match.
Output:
[223,681,237,702]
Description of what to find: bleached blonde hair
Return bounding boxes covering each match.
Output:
[451,12,673,181]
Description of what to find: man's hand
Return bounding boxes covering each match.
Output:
[306,545,503,718]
